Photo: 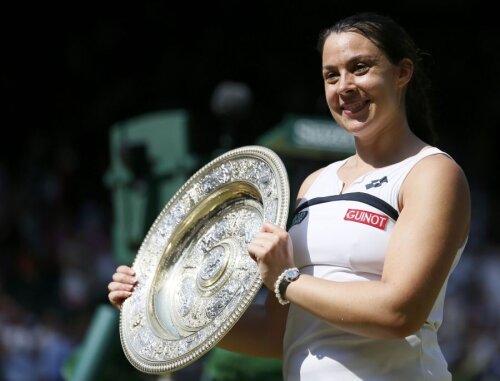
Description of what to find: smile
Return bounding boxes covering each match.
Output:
[341,100,370,114]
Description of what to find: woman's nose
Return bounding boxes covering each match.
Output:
[338,72,355,94]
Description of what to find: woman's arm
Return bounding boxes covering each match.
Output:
[254,155,471,339]
[217,290,288,358]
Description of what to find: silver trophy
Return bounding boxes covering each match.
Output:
[119,145,289,374]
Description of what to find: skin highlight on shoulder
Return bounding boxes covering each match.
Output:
[296,167,325,206]
[399,153,471,245]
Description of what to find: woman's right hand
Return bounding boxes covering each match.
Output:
[108,265,137,310]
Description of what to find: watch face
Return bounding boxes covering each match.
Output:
[285,269,300,281]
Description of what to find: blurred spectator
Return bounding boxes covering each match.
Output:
[439,243,500,381]
[0,136,117,380]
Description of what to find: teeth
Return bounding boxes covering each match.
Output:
[343,101,366,113]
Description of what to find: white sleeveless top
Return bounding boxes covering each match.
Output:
[284,147,465,381]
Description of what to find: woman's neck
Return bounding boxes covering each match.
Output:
[353,126,427,169]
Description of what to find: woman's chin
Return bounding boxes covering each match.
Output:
[342,120,371,137]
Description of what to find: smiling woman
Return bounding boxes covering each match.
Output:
[108,12,471,381]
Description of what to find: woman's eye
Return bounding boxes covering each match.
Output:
[354,64,369,74]
[324,72,339,82]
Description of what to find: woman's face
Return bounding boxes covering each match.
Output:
[322,31,410,139]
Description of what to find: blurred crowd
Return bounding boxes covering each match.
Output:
[0,135,499,381]
[0,135,117,381]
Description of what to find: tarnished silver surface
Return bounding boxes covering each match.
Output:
[119,146,289,374]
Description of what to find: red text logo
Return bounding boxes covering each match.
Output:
[344,209,388,230]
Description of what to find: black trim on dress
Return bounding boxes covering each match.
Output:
[293,192,399,221]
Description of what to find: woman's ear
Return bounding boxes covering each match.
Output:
[397,58,414,88]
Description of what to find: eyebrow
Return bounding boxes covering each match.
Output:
[322,54,378,71]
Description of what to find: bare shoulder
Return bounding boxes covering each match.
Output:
[401,153,471,242]
[403,153,469,196]
[296,167,325,205]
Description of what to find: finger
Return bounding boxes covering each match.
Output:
[247,242,267,262]
[261,223,289,239]
[250,224,286,244]
[248,237,276,253]
[248,251,257,262]
[117,265,135,275]
[109,290,132,301]
[112,272,137,285]
[108,281,135,292]
[252,231,280,244]
[261,222,284,234]
[108,290,132,310]
[248,231,281,252]
[247,243,258,262]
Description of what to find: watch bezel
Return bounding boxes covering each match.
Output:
[284,268,300,282]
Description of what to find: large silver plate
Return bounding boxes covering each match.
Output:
[119,145,289,374]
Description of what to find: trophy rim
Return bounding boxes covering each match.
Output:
[119,145,289,374]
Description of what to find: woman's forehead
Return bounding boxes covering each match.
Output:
[324,32,379,53]
[322,32,382,63]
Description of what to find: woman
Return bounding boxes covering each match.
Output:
[109,13,470,380]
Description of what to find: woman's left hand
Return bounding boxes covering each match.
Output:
[247,222,295,290]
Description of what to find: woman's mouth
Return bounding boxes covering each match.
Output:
[342,100,370,115]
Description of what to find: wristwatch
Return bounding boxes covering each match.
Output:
[275,267,300,305]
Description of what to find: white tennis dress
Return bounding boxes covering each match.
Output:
[285,147,465,381]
